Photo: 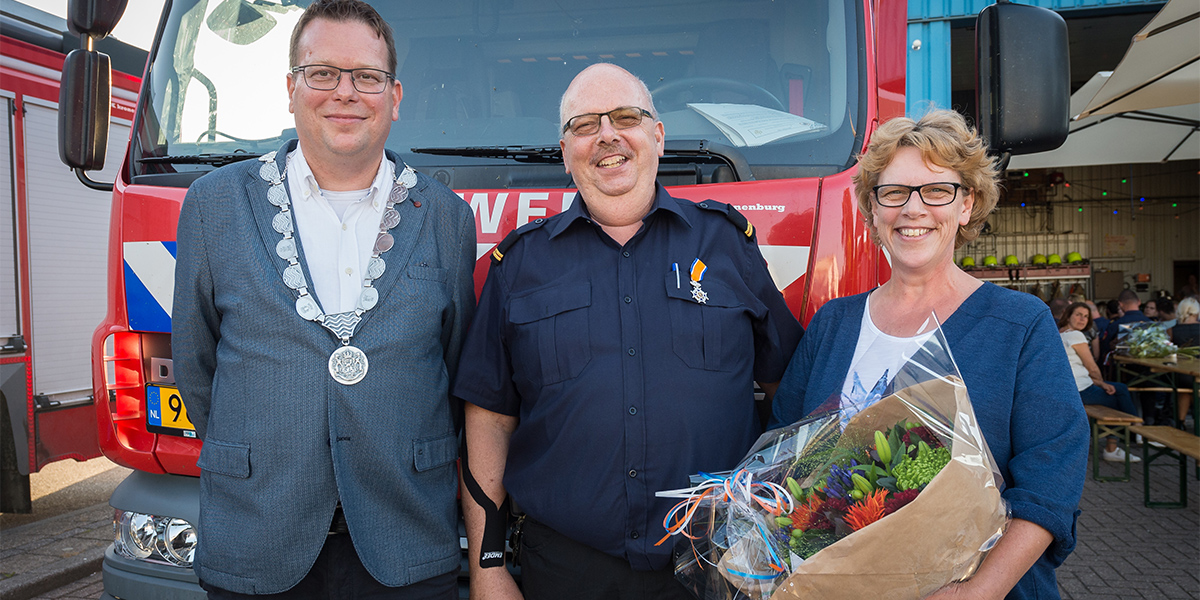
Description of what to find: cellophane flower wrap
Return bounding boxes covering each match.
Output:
[657,315,1009,599]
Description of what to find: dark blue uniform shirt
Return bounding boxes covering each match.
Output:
[453,184,802,571]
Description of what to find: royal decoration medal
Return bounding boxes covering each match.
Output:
[689,258,709,304]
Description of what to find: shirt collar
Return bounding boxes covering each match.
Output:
[289,143,393,213]
[547,183,691,239]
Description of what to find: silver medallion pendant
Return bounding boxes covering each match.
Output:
[328,345,368,385]
[690,281,709,304]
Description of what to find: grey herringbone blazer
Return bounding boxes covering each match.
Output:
[173,140,475,593]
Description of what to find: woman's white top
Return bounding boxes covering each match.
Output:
[840,293,936,416]
[1060,329,1092,391]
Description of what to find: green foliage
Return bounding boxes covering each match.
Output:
[892,442,952,491]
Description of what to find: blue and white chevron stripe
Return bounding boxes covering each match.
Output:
[123,241,176,333]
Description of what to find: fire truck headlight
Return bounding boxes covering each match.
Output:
[113,510,196,567]
[114,510,156,559]
[158,518,198,565]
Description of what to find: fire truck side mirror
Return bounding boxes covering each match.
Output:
[58,49,111,172]
[975,1,1070,155]
[66,0,129,39]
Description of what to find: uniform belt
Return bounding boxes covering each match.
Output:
[328,504,349,535]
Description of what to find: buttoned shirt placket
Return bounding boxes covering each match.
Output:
[287,147,391,314]
[614,227,649,559]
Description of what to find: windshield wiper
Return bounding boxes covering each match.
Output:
[409,145,563,163]
[410,141,754,181]
[138,153,263,167]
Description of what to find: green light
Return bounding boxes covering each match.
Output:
[1121,178,1127,183]
[1173,203,1178,207]
[1022,171,1029,177]
[1102,191,1108,196]
[1077,207,1083,212]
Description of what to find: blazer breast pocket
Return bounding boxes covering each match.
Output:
[665,274,749,372]
[407,265,448,283]
[507,282,592,385]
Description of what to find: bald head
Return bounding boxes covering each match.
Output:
[559,64,658,134]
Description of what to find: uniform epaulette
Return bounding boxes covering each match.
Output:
[490,218,549,264]
[696,200,754,240]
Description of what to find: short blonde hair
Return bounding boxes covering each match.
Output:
[852,109,1001,248]
[1179,297,1200,321]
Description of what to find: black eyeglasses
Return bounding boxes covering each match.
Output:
[562,106,654,136]
[872,182,965,207]
[291,64,394,94]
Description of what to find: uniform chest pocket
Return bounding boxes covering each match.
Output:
[665,274,749,372]
[507,282,592,385]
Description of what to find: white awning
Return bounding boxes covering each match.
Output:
[1008,72,1199,170]
[1076,0,1199,119]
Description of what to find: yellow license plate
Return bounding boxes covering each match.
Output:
[146,385,196,438]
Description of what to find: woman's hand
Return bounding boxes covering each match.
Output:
[1101,382,1116,395]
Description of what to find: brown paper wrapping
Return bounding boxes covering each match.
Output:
[759,377,1007,600]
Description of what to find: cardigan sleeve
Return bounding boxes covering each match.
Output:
[1000,308,1090,566]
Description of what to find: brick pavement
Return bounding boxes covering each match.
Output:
[0,502,110,600]
[26,572,101,600]
[1057,453,1200,599]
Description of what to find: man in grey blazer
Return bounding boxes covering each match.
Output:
[172,1,475,598]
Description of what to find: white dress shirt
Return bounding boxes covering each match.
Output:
[286,145,394,314]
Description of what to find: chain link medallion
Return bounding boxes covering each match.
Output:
[328,345,368,385]
[261,152,418,385]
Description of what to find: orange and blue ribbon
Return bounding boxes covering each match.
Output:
[689,258,707,283]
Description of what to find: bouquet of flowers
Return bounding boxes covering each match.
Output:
[1115,321,1179,358]
[657,317,1008,599]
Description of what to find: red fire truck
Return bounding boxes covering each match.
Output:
[0,4,144,513]
[56,0,1067,597]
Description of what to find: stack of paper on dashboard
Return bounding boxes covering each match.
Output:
[687,103,827,147]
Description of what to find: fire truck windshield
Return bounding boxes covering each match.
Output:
[130,0,864,188]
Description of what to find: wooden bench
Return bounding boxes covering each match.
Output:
[1083,405,1143,482]
[1128,425,1200,508]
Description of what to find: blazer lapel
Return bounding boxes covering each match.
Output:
[245,139,323,315]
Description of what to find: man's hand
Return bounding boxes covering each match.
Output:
[1101,382,1116,395]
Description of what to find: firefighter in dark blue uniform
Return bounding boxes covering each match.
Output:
[455,63,803,600]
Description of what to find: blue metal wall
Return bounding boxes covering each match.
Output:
[905,0,1165,116]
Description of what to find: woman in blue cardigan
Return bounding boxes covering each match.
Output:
[770,110,1089,600]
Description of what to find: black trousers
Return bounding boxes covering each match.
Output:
[518,518,692,600]
[200,533,458,600]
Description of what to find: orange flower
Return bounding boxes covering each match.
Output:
[789,494,825,530]
[844,489,888,531]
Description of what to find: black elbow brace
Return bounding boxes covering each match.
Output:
[460,436,509,568]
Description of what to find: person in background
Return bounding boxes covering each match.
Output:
[1093,300,1110,340]
[1085,300,1102,361]
[1142,299,1159,320]
[1174,297,1200,348]
[1172,297,1199,427]
[1102,290,1147,362]
[1058,302,1140,462]
[1048,298,1069,323]
[1156,297,1176,328]
[770,109,1088,600]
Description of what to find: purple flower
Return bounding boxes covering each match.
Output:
[824,460,858,500]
